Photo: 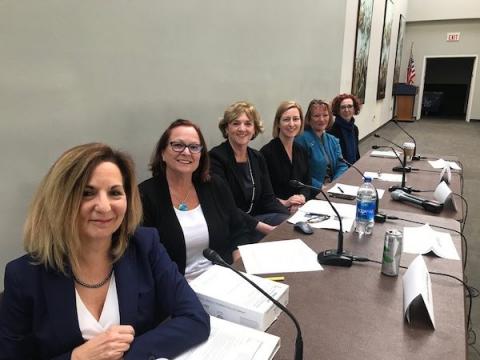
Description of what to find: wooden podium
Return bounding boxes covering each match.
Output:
[393,83,417,122]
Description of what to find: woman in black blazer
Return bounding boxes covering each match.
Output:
[260,101,311,213]
[209,101,289,242]
[139,119,250,279]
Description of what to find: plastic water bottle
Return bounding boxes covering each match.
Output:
[355,177,377,235]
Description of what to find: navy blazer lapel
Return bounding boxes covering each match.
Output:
[114,245,139,326]
[42,268,83,347]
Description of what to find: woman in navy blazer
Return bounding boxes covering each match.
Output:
[0,143,209,360]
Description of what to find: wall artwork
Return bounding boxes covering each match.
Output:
[377,0,394,100]
[352,0,374,103]
[393,14,406,84]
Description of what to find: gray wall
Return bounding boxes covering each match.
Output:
[0,1,348,288]
[402,19,480,119]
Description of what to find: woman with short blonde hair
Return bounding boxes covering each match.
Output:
[210,101,289,242]
[296,99,348,188]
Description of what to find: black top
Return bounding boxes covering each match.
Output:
[139,174,250,274]
[260,137,311,200]
[328,116,360,163]
[209,141,289,230]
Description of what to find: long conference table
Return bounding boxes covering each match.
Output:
[257,151,466,360]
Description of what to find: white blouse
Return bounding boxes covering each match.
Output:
[174,204,212,281]
[75,273,120,340]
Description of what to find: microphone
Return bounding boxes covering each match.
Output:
[338,158,386,223]
[202,249,303,360]
[391,119,422,160]
[290,180,359,267]
[371,145,413,193]
[391,190,443,213]
[373,133,402,150]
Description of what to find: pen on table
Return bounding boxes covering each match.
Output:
[265,276,285,282]
[337,186,344,193]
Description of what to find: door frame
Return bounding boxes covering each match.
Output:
[417,54,477,122]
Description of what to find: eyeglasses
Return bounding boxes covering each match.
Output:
[169,141,203,154]
[340,104,354,110]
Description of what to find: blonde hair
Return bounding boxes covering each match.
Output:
[272,101,304,138]
[218,101,264,140]
[305,99,334,130]
[23,143,142,273]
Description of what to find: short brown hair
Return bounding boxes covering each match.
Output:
[272,101,304,138]
[149,119,210,182]
[24,143,142,273]
[331,93,362,116]
[304,99,334,131]
[218,101,264,140]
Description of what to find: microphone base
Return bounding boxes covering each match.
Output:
[317,249,353,267]
[392,166,411,173]
[412,155,421,161]
[388,185,413,193]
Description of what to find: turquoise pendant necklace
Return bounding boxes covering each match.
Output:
[175,186,192,211]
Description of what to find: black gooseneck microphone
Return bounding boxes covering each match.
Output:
[289,180,368,267]
[202,248,303,360]
[371,144,412,173]
[338,157,387,223]
[391,119,423,160]
[373,133,402,150]
[371,145,413,193]
[391,190,443,213]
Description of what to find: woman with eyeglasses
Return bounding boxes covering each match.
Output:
[328,93,362,164]
[296,99,348,189]
[209,101,289,242]
[260,101,311,213]
[139,119,249,280]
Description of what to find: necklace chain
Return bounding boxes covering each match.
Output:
[246,157,256,214]
[171,185,193,211]
[73,268,113,289]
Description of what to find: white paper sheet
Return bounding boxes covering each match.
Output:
[173,316,280,360]
[287,200,356,232]
[370,149,402,158]
[428,158,461,170]
[328,183,385,199]
[364,171,403,182]
[402,255,435,328]
[403,224,460,260]
[238,239,323,274]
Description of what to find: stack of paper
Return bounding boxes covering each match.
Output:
[428,158,461,170]
[288,199,356,232]
[328,183,385,199]
[173,316,280,360]
[403,224,460,260]
[364,171,403,182]
[189,265,289,331]
[239,239,323,274]
[370,149,402,158]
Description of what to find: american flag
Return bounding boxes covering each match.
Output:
[406,47,416,85]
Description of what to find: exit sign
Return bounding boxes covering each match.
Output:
[447,32,460,42]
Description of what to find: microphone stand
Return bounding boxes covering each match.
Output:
[373,133,402,150]
[203,249,303,360]
[391,119,423,160]
[289,180,354,267]
[338,158,387,223]
[371,145,413,193]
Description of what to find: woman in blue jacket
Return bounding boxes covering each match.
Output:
[295,99,348,189]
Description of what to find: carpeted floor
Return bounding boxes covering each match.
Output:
[359,117,480,359]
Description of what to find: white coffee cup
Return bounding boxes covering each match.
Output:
[403,142,415,162]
